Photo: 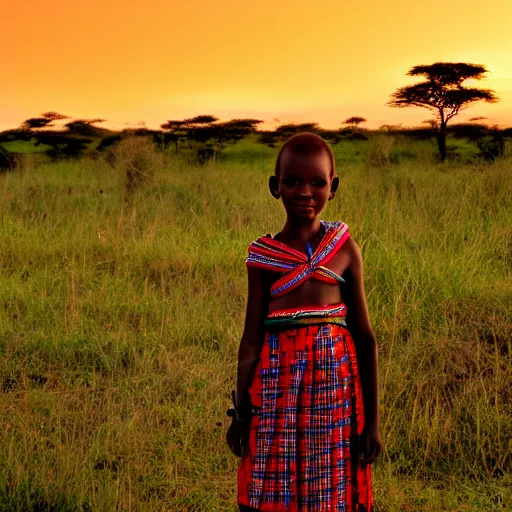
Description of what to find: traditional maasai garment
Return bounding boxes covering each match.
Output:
[245,220,350,298]
[238,220,373,512]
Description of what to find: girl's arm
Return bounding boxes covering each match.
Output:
[343,238,381,461]
[236,266,268,409]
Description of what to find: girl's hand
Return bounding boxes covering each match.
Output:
[359,426,382,464]
[226,418,250,457]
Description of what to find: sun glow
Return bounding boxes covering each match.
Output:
[2,0,511,131]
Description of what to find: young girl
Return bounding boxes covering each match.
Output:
[227,132,381,511]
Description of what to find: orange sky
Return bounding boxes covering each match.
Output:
[2,0,511,132]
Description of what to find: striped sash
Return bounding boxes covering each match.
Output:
[246,220,350,297]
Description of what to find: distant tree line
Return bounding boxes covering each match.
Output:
[1,61,510,171]
[0,112,374,168]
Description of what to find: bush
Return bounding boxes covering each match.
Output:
[106,136,166,199]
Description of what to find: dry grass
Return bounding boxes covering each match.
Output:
[0,140,510,510]
[105,136,167,200]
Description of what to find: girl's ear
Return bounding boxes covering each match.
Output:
[268,176,280,199]
[329,176,339,199]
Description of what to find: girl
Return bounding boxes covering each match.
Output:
[227,132,381,511]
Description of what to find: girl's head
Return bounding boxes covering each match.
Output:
[269,132,339,221]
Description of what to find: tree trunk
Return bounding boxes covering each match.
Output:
[437,121,447,161]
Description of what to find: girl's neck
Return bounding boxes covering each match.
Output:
[279,217,324,245]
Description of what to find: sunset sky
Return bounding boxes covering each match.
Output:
[2,0,511,132]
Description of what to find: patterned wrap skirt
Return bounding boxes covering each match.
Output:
[238,303,373,512]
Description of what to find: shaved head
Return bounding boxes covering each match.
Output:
[274,132,337,180]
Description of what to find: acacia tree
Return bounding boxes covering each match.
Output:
[19,111,70,130]
[388,62,499,160]
[256,122,347,148]
[17,113,109,159]
[160,115,263,162]
[342,116,367,127]
[160,115,218,154]
[64,118,107,137]
[256,123,321,149]
[341,116,368,140]
[188,117,263,163]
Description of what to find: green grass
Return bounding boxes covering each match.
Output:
[0,137,511,510]
[0,139,53,154]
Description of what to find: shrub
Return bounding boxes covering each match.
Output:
[106,136,165,199]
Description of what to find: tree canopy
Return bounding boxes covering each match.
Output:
[342,116,367,126]
[19,112,70,130]
[160,115,263,161]
[388,62,499,159]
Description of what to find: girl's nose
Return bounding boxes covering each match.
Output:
[298,183,313,196]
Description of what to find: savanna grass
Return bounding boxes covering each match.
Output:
[0,137,511,510]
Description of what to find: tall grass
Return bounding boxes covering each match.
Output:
[0,139,511,510]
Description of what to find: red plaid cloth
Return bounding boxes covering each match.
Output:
[238,306,373,511]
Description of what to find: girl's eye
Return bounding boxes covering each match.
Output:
[283,177,300,186]
[313,180,327,187]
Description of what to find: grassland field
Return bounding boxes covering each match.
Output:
[0,135,511,511]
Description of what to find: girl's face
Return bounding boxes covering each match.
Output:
[275,148,334,221]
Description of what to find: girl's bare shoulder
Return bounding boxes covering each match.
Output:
[344,236,364,274]
[325,223,360,276]
[344,234,361,256]
[326,230,364,284]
